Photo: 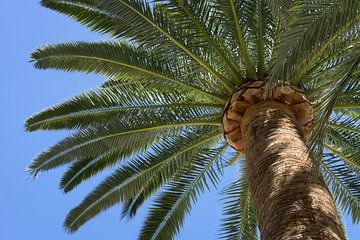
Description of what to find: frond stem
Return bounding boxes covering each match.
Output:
[324,145,360,170]
[256,0,265,75]
[38,54,226,103]
[150,143,228,240]
[174,0,243,81]
[329,123,360,134]
[320,160,360,207]
[230,0,257,79]
[27,103,224,129]
[292,17,359,85]
[68,132,223,229]
[227,152,242,166]
[333,104,360,109]
[120,0,234,92]
[34,121,222,172]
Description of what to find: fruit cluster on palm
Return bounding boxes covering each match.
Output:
[27,0,359,239]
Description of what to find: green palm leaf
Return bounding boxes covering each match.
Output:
[220,163,258,240]
[28,112,221,175]
[64,128,222,232]
[25,82,222,131]
[270,0,359,84]
[154,0,243,81]
[309,50,360,161]
[265,0,292,24]
[322,153,360,224]
[31,41,226,102]
[215,0,257,79]
[326,122,360,171]
[40,0,234,91]
[139,144,228,240]
[60,150,121,193]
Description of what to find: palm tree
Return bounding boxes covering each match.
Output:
[26,0,359,239]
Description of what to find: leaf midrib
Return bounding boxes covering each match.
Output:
[324,144,360,169]
[35,121,222,172]
[28,103,223,129]
[36,54,226,103]
[118,0,233,91]
[150,144,228,240]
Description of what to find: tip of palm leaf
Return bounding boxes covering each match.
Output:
[24,118,43,132]
[63,223,77,234]
[26,165,41,177]
[24,120,34,132]
[60,181,75,194]
[63,209,82,234]
[29,46,49,67]
[40,0,52,7]
[29,48,40,61]
[120,208,136,221]
[25,114,49,131]
[29,58,44,70]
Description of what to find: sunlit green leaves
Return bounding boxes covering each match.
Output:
[139,144,228,240]
[26,82,222,131]
[31,41,227,101]
[270,0,359,85]
[322,153,360,224]
[64,127,223,232]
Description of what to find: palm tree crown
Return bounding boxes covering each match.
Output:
[27,0,359,239]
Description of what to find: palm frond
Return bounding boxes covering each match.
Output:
[309,50,360,164]
[215,0,258,79]
[334,88,360,118]
[155,0,243,81]
[301,25,359,90]
[60,150,121,192]
[325,118,360,171]
[329,116,360,135]
[224,151,243,167]
[255,0,265,75]
[139,144,228,240]
[322,153,360,224]
[40,0,234,91]
[255,0,275,75]
[116,129,224,220]
[25,82,222,131]
[31,41,226,102]
[27,106,221,176]
[63,128,222,233]
[120,174,159,219]
[270,0,359,84]
[265,0,292,24]
[27,125,153,176]
[220,170,258,240]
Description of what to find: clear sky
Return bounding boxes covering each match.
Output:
[1,1,358,239]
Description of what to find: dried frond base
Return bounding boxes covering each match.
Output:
[222,81,313,154]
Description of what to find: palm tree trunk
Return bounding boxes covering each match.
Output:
[241,101,344,240]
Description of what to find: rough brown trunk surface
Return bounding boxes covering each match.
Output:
[241,101,344,240]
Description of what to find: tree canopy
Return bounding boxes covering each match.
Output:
[27,0,359,239]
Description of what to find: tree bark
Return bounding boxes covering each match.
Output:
[241,101,344,240]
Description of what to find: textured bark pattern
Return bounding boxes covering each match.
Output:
[241,101,344,240]
[222,81,313,154]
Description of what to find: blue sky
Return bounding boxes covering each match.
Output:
[0,1,358,239]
